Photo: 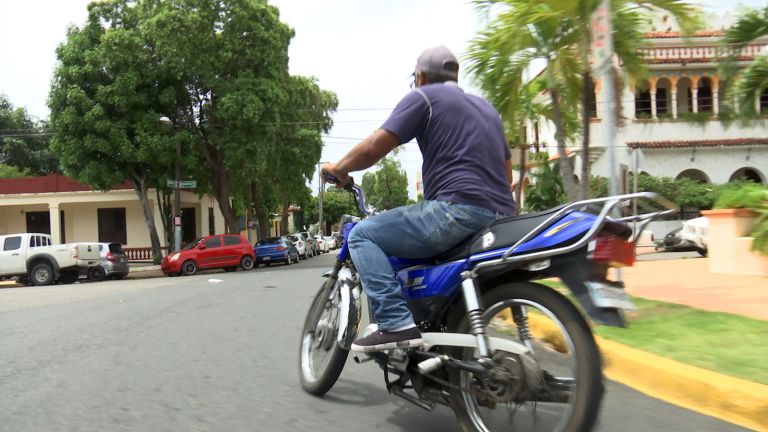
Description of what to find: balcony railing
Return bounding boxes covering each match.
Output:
[123,247,169,262]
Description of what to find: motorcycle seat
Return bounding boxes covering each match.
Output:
[435,205,568,263]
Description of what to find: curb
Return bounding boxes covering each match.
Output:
[598,336,768,432]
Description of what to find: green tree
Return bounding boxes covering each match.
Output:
[49,0,178,260]
[0,95,59,175]
[722,5,768,118]
[0,163,29,178]
[360,156,409,211]
[469,0,700,201]
[524,152,567,211]
[319,187,359,233]
[146,0,297,234]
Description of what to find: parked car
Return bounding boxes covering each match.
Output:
[254,236,300,267]
[299,231,319,256]
[654,217,708,256]
[288,234,310,259]
[314,235,329,253]
[82,242,130,281]
[0,233,100,286]
[160,234,255,276]
[323,235,337,250]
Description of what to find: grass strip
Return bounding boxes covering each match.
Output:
[538,280,768,384]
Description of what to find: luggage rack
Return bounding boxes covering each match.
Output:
[471,192,678,272]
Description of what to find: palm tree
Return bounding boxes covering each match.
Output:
[468,0,700,201]
[468,0,583,201]
[722,5,768,118]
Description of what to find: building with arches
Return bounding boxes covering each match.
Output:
[528,13,768,204]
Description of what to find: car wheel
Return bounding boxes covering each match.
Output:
[60,270,79,284]
[181,260,198,276]
[31,262,55,286]
[240,255,255,271]
[88,266,107,282]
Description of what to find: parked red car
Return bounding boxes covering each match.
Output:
[161,234,256,276]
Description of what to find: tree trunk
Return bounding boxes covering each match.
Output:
[580,70,592,200]
[550,87,580,202]
[515,142,526,211]
[280,201,290,235]
[209,159,239,234]
[130,176,163,262]
[256,210,269,239]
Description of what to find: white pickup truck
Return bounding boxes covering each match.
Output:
[0,233,101,286]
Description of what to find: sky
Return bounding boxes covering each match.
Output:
[1,0,766,198]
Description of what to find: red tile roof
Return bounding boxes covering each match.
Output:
[627,138,768,149]
[643,30,726,39]
[0,174,133,194]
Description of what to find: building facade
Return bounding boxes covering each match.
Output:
[0,174,227,250]
[531,14,768,194]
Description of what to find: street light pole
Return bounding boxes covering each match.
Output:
[160,116,182,252]
[173,138,182,252]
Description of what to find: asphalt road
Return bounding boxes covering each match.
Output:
[0,252,750,432]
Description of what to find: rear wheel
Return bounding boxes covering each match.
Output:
[240,255,255,271]
[299,280,350,396]
[451,282,603,432]
[88,266,107,281]
[181,260,197,276]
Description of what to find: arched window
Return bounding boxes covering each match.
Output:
[677,77,692,114]
[676,169,710,183]
[635,80,652,118]
[656,78,671,116]
[729,168,765,184]
[698,77,713,113]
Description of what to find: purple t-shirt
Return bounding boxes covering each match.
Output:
[381,83,516,215]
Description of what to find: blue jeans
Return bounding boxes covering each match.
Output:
[347,200,505,331]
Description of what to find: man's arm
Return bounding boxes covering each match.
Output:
[322,129,400,185]
[505,157,513,189]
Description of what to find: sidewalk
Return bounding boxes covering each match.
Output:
[606,256,767,431]
[620,256,767,321]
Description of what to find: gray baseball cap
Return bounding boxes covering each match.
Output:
[415,46,459,81]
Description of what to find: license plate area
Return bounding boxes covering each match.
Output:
[585,280,635,310]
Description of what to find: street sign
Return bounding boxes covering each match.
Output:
[166,180,197,189]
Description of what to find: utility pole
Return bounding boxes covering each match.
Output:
[591,0,619,197]
[318,161,328,235]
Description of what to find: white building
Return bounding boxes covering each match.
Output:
[531,14,768,196]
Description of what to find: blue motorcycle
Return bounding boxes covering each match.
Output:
[299,180,675,432]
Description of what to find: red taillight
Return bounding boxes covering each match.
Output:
[276,246,285,251]
[592,235,635,267]
[106,252,116,261]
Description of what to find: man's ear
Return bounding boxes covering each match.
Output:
[416,71,426,87]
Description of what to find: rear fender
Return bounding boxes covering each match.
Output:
[550,251,627,327]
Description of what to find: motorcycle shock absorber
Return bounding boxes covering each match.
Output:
[460,272,490,358]
[512,305,535,352]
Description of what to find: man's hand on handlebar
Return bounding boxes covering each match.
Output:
[321,162,352,189]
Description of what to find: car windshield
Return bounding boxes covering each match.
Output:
[182,238,204,250]
[287,235,299,242]
[257,237,281,246]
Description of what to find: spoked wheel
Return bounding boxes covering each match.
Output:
[451,282,603,432]
[299,280,350,396]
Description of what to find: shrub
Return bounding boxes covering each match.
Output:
[714,183,768,256]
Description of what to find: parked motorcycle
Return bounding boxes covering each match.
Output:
[299,178,676,432]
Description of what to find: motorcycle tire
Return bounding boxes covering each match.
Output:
[450,282,603,432]
[298,280,350,396]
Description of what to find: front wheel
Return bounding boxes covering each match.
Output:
[299,279,350,396]
[181,260,197,276]
[451,282,603,432]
